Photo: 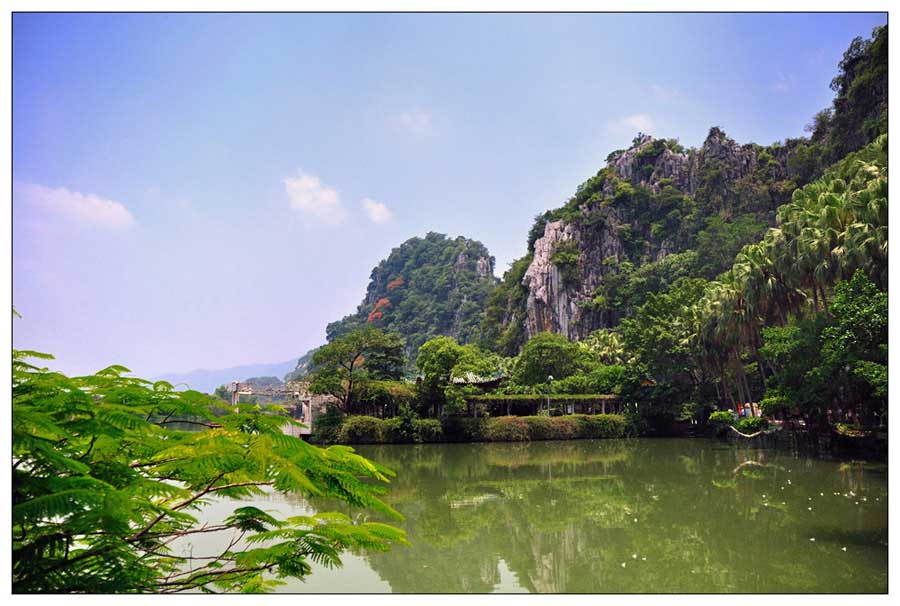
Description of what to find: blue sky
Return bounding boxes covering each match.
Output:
[12,12,887,379]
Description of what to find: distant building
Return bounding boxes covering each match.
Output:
[227,380,337,437]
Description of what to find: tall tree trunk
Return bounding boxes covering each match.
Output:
[750,342,769,391]
[721,367,738,414]
[738,357,754,409]
[774,299,788,326]
[731,353,752,412]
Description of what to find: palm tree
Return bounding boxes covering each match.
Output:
[687,135,887,414]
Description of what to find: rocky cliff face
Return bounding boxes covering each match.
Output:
[520,128,794,341]
[608,129,786,200]
[523,215,627,340]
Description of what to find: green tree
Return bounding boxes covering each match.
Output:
[822,25,887,161]
[758,272,886,428]
[12,350,406,593]
[620,278,711,427]
[694,215,767,280]
[213,383,231,402]
[416,336,497,416]
[819,270,887,424]
[513,332,580,387]
[323,232,498,363]
[578,329,625,365]
[308,327,406,414]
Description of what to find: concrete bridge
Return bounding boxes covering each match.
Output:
[226,380,334,437]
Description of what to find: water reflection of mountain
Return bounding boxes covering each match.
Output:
[294,440,886,593]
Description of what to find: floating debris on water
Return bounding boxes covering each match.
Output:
[810,538,816,542]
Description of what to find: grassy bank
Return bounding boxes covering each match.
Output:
[326,413,627,444]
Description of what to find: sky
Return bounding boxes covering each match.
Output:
[12,12,887,378]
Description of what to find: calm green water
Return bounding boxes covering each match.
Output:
[187,438,888,593]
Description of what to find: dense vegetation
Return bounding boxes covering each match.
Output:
[480,25,887,352]
[321,232,497,361]
[808,24,887,166]
[12,350,406,593]
[308,326,409,417]
[326,413,626,444]
[14,23,887,597]
[304,26,887,441]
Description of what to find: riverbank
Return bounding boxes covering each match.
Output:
[318,413,627,444]
[316,413,886,461]
[720,423,888,461]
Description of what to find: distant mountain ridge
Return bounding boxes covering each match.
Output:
[154,358,298,394]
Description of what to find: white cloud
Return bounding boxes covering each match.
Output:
[282,170,348,225]
[361,197,393,224]
[608,113,656,136]
[18,183,135,230]
[398,110,433,137]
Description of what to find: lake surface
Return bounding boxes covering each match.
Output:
[186,438,888,593]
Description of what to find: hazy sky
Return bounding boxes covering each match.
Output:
[12,12,887,377]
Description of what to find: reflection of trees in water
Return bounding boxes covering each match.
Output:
[293,440,887,593]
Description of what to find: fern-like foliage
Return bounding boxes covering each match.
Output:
[12,350,406,593]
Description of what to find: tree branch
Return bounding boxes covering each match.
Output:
[156,564,273,591]
[129,472,226,542]
[154,419,219,429]
[130,456,186,468]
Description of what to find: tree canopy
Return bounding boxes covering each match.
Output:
[513,332,580,387]
[324,232,498,364]
[309,326,406,414]
[12,350,406,593]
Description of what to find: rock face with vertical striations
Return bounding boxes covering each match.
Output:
[523,211,629,341]
[508,127,810,343]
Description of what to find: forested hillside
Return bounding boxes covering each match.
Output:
[479,24,886,355]
[290,232,497,377]
[294,25,886,388]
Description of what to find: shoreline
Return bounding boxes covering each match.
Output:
[313,415,887,462]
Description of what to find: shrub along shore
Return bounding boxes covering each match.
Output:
[323,413,627,445]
